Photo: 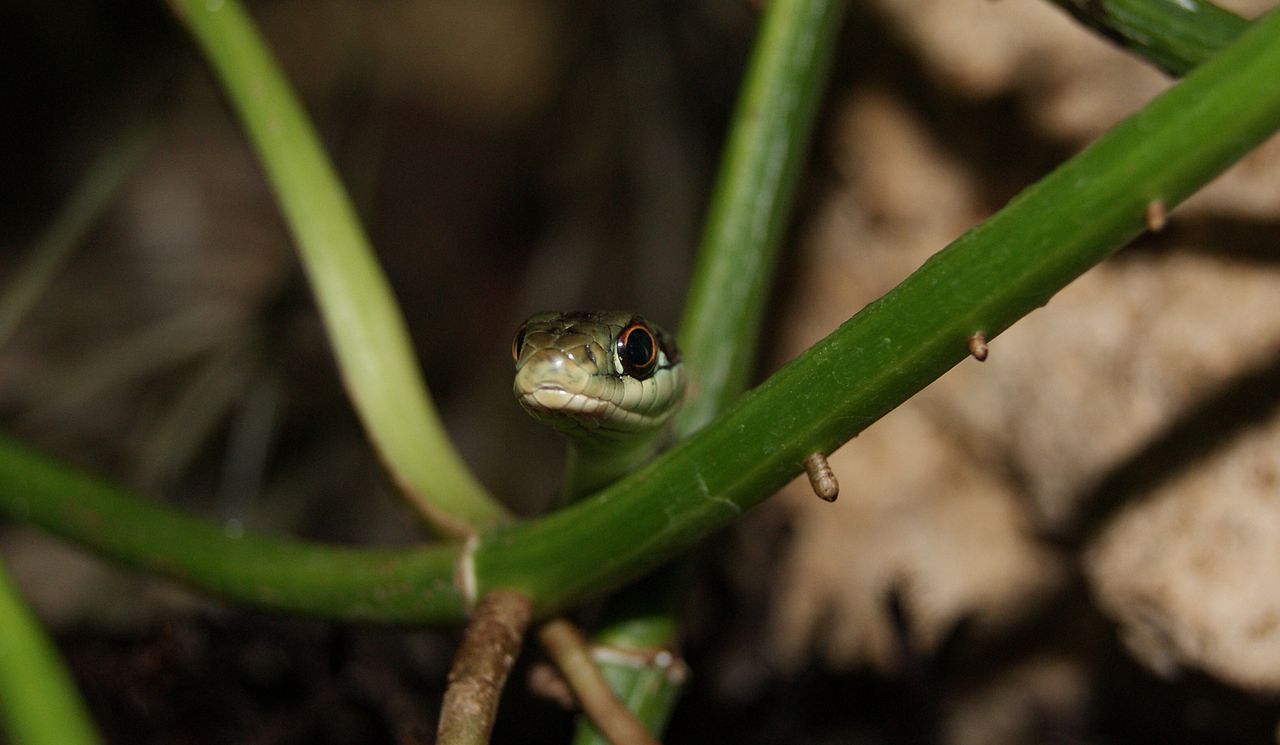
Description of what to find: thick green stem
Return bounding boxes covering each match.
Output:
[474,7,1280,612]
[165,0,511,536]
[0,558,101,745]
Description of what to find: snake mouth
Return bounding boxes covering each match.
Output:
[518,386,675,437]
[518,385,611,420]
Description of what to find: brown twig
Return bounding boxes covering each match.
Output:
[437,590,535,745]
[538,618,661,745]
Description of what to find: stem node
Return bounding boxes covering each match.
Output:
[1146,200,1168,232]
[968,332,990,362]
[803,452,839,502]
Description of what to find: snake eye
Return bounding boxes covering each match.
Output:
[617,321,658,380]
[512,324,528,364]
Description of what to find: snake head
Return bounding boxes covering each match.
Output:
[512,311,684,438]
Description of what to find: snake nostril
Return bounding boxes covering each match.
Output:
[584,347,596,365]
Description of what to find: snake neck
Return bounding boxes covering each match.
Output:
[561,430,664,503]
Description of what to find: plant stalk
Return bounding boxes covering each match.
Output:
[0,558,101,745]
[575,0,848,740]
[165,0,511,536]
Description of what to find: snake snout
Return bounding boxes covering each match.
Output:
[513,348,595,416]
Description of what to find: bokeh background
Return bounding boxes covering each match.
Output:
[3,1,1280,743]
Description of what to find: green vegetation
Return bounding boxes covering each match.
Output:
[1,0,1274,742]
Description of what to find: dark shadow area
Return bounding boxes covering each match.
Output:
[1055,343,1280,550]
[1124,214,1280,265]
[0,0,177,235]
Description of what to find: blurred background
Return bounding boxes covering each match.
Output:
[3,0,1280,743]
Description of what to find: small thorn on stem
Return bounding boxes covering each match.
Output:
[803,452,839,502]
[968,332,989,362]
[1145,200,1167,232]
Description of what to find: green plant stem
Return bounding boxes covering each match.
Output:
[165,0,511,536]
[675,0,846,437]
[4,7,1280,627]
[1047,0,1248,75]
[0,558,101,745]
[575,1,847,741]
[0,433,464,622]
[473,6,1280,610]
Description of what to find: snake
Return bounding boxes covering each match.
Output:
[512,311,685,501]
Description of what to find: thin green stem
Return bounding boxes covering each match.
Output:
[165,0,511,536]
[0,557,101,745]
[675,0,846,437]
[0,433,464,623]
[576,1,847,740]
[1047,0,1248,75]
